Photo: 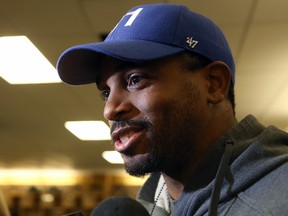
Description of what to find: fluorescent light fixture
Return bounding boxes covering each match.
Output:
[102,151,124,164]
[0,35,61,84]
[65,121,111,141]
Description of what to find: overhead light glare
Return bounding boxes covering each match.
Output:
[0,169,76,186]
[0,35,61,84]
[41,194,54,203]
[65,121,111,141]
[102,151,124,164]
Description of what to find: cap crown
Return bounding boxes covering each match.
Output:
[105,4,234,82]
[57,4,235,85]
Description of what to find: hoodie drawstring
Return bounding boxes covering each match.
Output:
[208,140,234,216]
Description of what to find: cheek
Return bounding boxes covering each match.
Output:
[132,91,168,120]
[131,80,204,122]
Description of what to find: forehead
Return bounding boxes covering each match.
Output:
[96,57,140,85]
[96,55,171,86]
[100,56,146,72]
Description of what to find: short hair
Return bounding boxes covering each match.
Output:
[180,51,236,115]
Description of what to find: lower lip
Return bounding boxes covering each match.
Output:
[114,131,144,153]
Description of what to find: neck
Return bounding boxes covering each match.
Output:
[161,116,237,201]
[161,172,184,200]
[160,133,214,200]
[161,104,237,200]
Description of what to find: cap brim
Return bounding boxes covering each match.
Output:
[57,40,184,85]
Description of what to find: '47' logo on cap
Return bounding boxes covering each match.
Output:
[186,37,198,48]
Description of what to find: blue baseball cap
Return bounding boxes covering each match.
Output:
[57,4,235,85]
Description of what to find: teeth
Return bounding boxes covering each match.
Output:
[119,132,133,143]
[119,131,134,143]
[120,136,130,143]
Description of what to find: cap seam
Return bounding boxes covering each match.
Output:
[172,6,184,46]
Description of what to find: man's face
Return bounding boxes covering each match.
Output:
[97,55,209,177]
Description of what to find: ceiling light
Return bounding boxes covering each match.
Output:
[65,121,111,141]
[0,35,61,84]
[102,151,124,164]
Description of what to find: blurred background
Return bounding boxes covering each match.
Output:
[0,0,287,215]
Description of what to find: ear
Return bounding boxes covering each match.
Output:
[205,61,231,104]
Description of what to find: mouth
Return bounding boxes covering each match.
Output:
[111,126,145,154]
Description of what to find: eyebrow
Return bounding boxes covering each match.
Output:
[95,61,142,87]
[96,59,160,87]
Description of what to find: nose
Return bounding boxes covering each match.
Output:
[103,89,131,121]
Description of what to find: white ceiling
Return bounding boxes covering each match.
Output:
[0,0,287,173]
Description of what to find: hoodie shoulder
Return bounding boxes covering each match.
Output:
[222,117,288,215]
[223,162,288,215]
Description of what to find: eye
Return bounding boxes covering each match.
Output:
[100,89,110,101]
[127,73,143,87]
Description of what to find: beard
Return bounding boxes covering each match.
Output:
[121,82,202,178]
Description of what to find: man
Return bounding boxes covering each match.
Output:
[57,4,288,216]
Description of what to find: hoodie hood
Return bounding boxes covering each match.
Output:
[173,115,288,216]
[137,115,288,216]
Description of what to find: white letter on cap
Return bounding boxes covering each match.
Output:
[124,8,143,26]
[110,8,143,34]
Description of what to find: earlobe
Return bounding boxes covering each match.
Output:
[206,61,231,104]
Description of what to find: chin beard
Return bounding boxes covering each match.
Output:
[124,153,162,177]
[123,142,189,178]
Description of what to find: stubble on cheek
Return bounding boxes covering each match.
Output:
[124,80,202,177]
[121,119,156,177]
[151,81,202,174]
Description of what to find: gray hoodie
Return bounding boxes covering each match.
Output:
[137,115,288,215]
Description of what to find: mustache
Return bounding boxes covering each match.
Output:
[110,119,150,134]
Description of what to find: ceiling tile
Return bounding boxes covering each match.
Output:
[237,24,288,74]
[81,0,161,35]
[169,0,253,24]
[254,0,288,23]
